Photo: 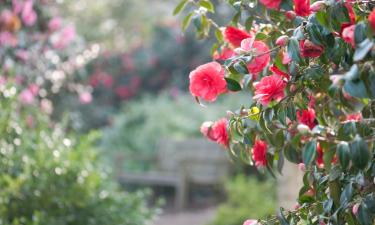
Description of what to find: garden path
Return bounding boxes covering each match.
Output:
[154,207,216,225]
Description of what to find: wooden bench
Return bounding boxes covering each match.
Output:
[116,138,230,210]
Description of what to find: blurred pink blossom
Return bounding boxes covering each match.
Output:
[40,99,53,114]
[15,49,29,61]
[12,0,23,14]
[52,25,76,49]
[21,0,37,26]
[0,9,14,25]
[79,92,92,104]
[19,89,35,105]
[0,31,18,47]
[28,83,39,95]
[48,17,62,32]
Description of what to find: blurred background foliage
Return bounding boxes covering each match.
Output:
[208,175,276,225]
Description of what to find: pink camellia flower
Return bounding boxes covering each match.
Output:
[213,47,236,61]
[21,0,37,26]
[0,31,18,47]
[40,99,53,114]
[223,26,252,47]
[19,89,35,105]
[253,75,286,105]
[240,38,270,74]
[200,121,216,141]
[259,0,282,10]
[243,219,260,225]
[252,140,267,167]
[297,108,316,129]
[201,118,229,147]
[48,17,62,32]
[211,118,229,147]
[341,24,356,48]
[369,9,375,30]
[344,112,362,122]
[300,40,324,58]
[294,0,310,17]
[52,25,76,49]
[79,92,92,104]
[189,61,227,102]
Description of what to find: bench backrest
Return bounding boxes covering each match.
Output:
[158,138,230,184]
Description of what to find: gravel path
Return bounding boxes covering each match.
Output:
[153,207,217,225]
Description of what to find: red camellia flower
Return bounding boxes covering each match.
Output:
[297,108,316,129]
[368,9,375,30]
[223,26,252,47]
[344,112,362,122]
[240,38,271,74]
[252,140,267,167]
[213,47,236,61]
[300,40,324,58]
[253,75,286,105]
[342,24,356,48]
[189,62,227,102]
[294,0,310,17]
[316,143,337,168]
[260,0,282,10]
[270,64,290,81]
[201,118,229,147]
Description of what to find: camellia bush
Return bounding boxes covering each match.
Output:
[175,0,375,224]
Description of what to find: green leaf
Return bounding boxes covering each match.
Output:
[336,142,351,170]
[353,39,374,62]
[173,0,189,15]
[284,145,300,163]
[255,32,267,40]
[225,78,242,91]
[277,208,290,225]
[287,37,301,63]
[199,0,215,13]
[182,12,194,31]
[340,183,353,207]
[350,135,370,170]
[303,140,317,166]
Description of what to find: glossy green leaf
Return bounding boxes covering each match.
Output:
[173,0,189,15]
[350,135,370,170]
[303,140,317,166]
[225,78,242,91]
[336,142,351,169]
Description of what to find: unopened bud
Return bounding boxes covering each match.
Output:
[352,203,360,215]
[298,163,306,172]
[285,11,296,20]
[275,35,289,46]
[290,84,297,93]
[310,1,326,12]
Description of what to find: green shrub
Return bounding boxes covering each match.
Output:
[209,175,276,225]
[0,87,155,225]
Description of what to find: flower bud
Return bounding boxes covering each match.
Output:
[297,124,311,134]
[298,163,306,172]
[275,35,289,46]
[352,203,360,215]
[310,1,326,12]
[289,84,297,93]
[285,11,296,20]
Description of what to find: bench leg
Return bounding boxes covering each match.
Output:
[175,176,187,211]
